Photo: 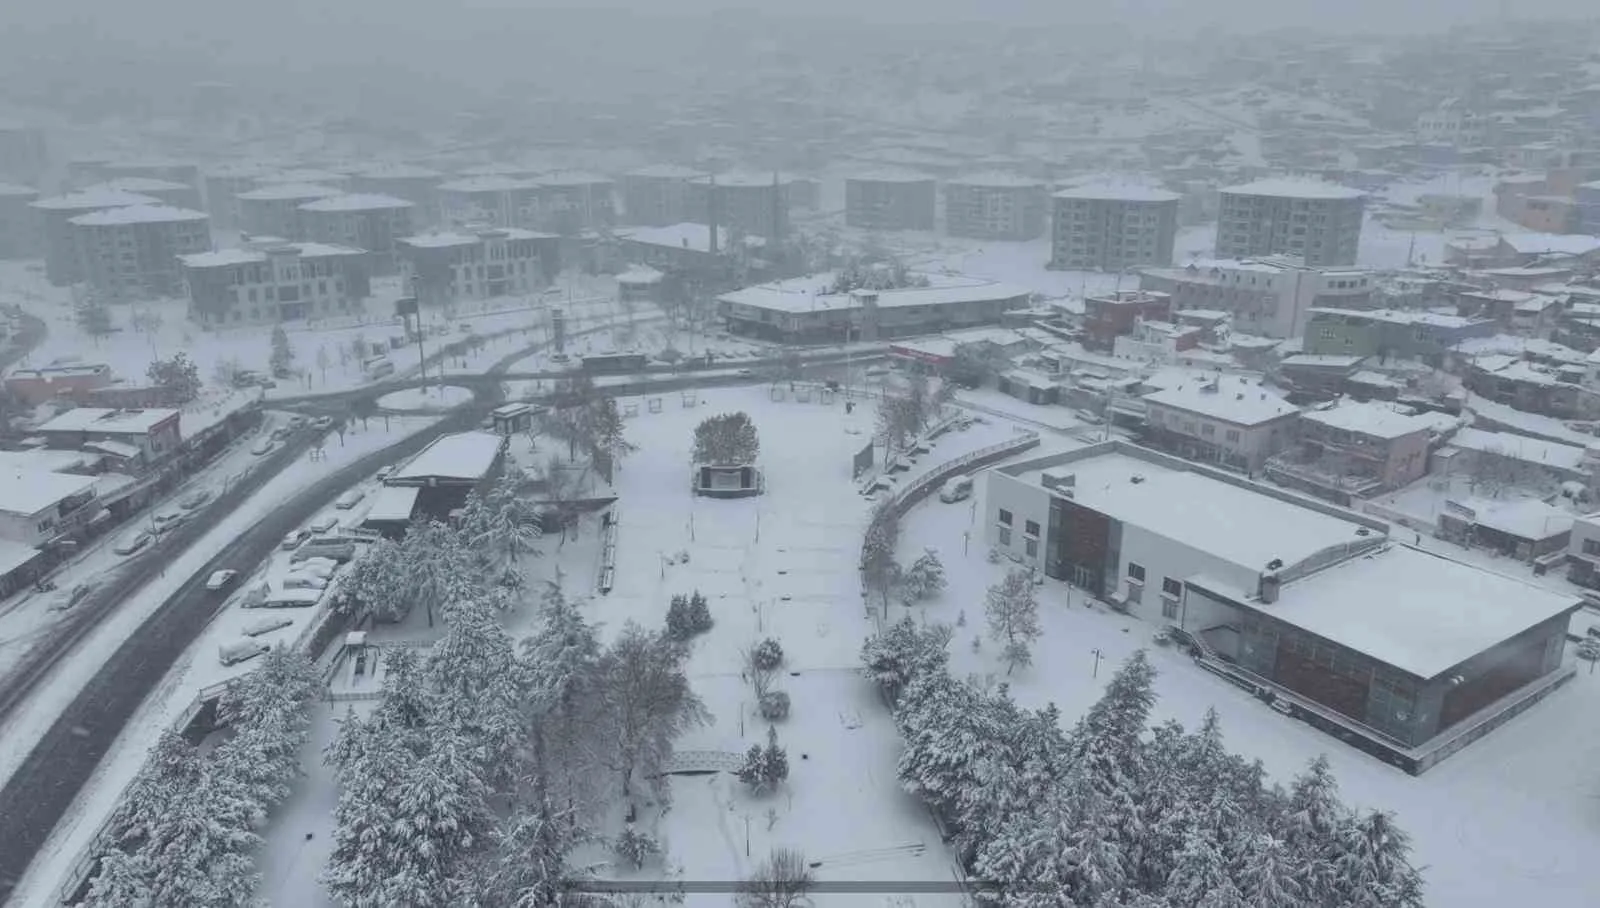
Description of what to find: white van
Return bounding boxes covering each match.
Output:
[219,639,270,666]
[939,475,974,503]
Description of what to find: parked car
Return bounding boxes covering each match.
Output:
[179,488,212,510]
[308,516,338,534]
[374,466,394,481]
[243,616,294,637]
[219,639,270,666]
[152,510,186,533]
[289,416,307,429]
[281,528,312,550]
[113,532,152,556]
[938,475,974,503]
[313,416,334,430]
[334,489,366,510]
[292,539,356,563]
[865,364,890,377]
[205,569,239,591]
[281,573,328,591]
[251,439,275,456]
[47,583,95,612]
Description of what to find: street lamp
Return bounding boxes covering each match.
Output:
[1091,648,1105,678]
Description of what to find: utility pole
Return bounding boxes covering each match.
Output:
[406,275,428,395]
[1091,648,1105,678]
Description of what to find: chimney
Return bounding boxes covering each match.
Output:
[1259,573,1281,604]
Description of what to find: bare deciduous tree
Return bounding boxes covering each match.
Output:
[736,849,814,908]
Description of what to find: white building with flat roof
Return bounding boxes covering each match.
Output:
[717,272,1032,344]
[1141,256,1376,339]
[1216,178,1366,267]
[1049,182,1180,272]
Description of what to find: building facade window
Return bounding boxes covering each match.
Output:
[1162,577,1182,598]
[1583,538,1600,557]
[999,527,1012,546]
[1162,599,1180,620]
[1025,519,1040,537]
[1127,562,1146,582]
[998,509,1013,525]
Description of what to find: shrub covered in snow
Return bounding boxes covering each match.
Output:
[613,824,663,869]
[759,690,791,721]
[752,637,784,671]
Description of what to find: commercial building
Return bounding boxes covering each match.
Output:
[436,176,541,230]
[385,430,506,518]
[1302,308,1497,363]
[35,406,183,466]
[1140,374,1300,473]
[69,204,211,301]
[944,173,1047,240]
[1082,289,1173,350]
[397,228,559,309]
[235,183,344,240]
[82,177,202,212]
[0,182,40,259]
[29,188,162,285]
[621,165,701,227]
[1048,183,1179,271]
[985,441,1580,771]
[717,272,1031,344]
[4,362,113,405]
[1215,178,1366,267]
[179,241,371,326]
[0,469,100,550]
[844,171,937,231]
[1140,257,1376,339]
[298,193,415,275]
[688,173,791,240]
[1265,400,1435,503]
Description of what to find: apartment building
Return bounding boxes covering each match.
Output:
[1415,99,1486,145]
[202,162,271,230]
[1265,400,1434,504]
[397,228,559,309]
[348,163,444,225]
[1303,308,1497,363]
[69,204,211,301]
[1082,289,1173,350]
[687,173,791,240]
[533,171,616,233]
[1215,178,1366,267]
[30,188,162,285]
[0,183,40,259]
[984,441,1578,770]
[298,193,415,274]
[1140,257,1376,339]
[99,161,202,197]
[1578,181,1600,235]
[82,177,202,212]
[179,241,371,326]
[1048,183,1179,271]
[1140,374,1300,473]
[253,168,352,192]
[621,165,701,227]
[0,122,48,183]
[437,176,542,231]
[944,173,1047,240]
[236,183,344,240]
[844,171,937,231]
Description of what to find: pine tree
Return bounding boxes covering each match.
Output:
[613,824,662,869]
[146,353,202,403]
[985,569,1041,674]
[899,548,947,605]
[859,503,901,610]
[1280,755,1348,900]
[1329,810,1426,908]
[738,725,790,795]
[1166,831,1238,908]
[688,589,713,633]
[1236,834,1305,908]
[270,324,294,376]
[665,593,695,641]
[76,294,112,341]
[859,616,951,703]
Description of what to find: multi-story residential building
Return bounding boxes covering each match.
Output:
[397,228,559,309]
[253,168,352,192]
[1415,99,1486,145]
[99,161,202,197]
[1082,289,1172,350]
[1215,178,1366,267]
[717,273,1032,344]
[844,171,937,231]
[82,177,203,212]
[533,172,616,233]
[30,188,162,285]
[1303,308,1497,363]
[298,193,415,275]
[1578,181,1600,235]
[179,241,371,326]
[436,176,541,230]
[984,441,1578,771]
[69,204,212,301]
[1565,510,1600,589]
[621,165,701,227]
[1140,374,1300,473]
[348,163,444,225]
[688,173,791,240]
[1048,183,1179,271]
[944,173,1047,240]
[0,122,48,184]
[236,183,344,240]
[3,362,113,405]
[0,183,40,259]
[1110,319,1204,363]
[1462,354,1600,420]
[1265,400,1434,504]
[1140,257,1376,339]
[35,406,182,467]
[65,157,115,189]
[202,162,271,230]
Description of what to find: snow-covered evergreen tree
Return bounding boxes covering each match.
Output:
[738,726,790,795]
[984,569,1041,674]
[595,621,710,804]
[1235,834,1304,907]
[859,503,901,610]
[1279,754,1347,900]
[1165,831,1238,908]
[859,616,952,705]
[899,548,947,604]
[1328,810,1426,908]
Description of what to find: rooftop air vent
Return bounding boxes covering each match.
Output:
[1130,475,1145,484]
[1356,527,1371,536]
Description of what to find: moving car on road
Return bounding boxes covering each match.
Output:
[179,488,212,510]
[152,510,186,533]
[205,570,238,591]
[281,528,312,550]
[113,532,152,556]
[250,438,275,456]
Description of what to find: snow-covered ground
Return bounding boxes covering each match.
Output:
[2,414,442,908]
[893,475,1600,908]
[375,385,473,411]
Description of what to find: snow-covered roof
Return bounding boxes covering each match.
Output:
[1450,496,1574,540]
[0,449,101,474]
[297,193,413,212]
[398,228,553,249]
[84,439,142,459]
[534,170,613,187]
[845,168,936,184]
[1500,233,1600,256]
[85,177,190,194]
[351,163,443,180]
[1052,183,1181,203]
[1309,307,1482,330]
[626,164,703,180]
[67,204,208,227]
[946,172,1045,190]
[36,407,179,435]
[1006,448,1376,578]
[364,485,420,523]
[1141,375,1297,426]
[389,431,503,482]
[616,265,665,285]
[437,175,535,193]
[179,242,365,269]
[0,469,98,517]
[1221,178,1366,200]
[1248,545,1579,679]
[0,182,39,197]
[1447,427,1586,471]
[687,171,794,188]
[255,168,348,185]
[618,222,733,254]
[1280,354,1367,369]
[0,538,44,576]
[1302,401,1433,439]
[29,188,160,211]
[720,272,1032,315]
[235,183,344,202]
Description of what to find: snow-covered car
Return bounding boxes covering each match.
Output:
[205,570,239,591]
[865,365,890,377]
[292,558,338,579]
[334,489,366,510]
[281,528,312,550]
[308,516,339,534]
[113,532,152,556]
[243,616,294,637]
[179,488,212,510]
[374,466,394,481]
[152,510,186,533]
[313,416,334,431]
[219,639,270,665]
[281,573,328,591]
[250,439,275,456]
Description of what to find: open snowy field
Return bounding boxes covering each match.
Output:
[3,414,442,908]
[894,474,1600,908]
